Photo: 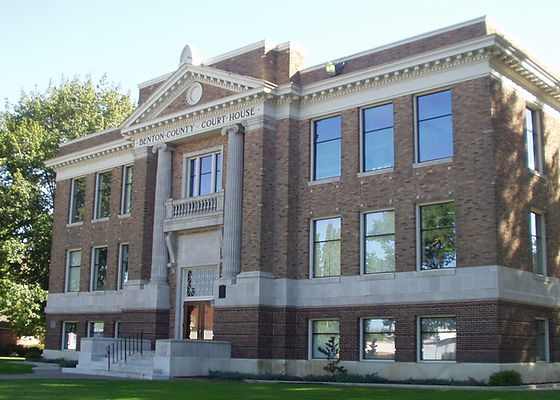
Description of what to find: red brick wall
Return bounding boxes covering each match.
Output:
[215,300,559,363]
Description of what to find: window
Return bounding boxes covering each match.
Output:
[312,217,341,277]
[62,322,77,350]
[420,317,456,361]
[419,202,455,270]
[115,322,122,339]
[184,267,218,298]
[88,321,104,337]
[363,103,394,171]
[188,152,222,197]
[313,115,341,180]
[417,90,453,162]
[66,250,81,292]
[364,210,395,273]
[121,165,133,215]
[525,108,542,172]
[92,247,107,291]
[530,212,546,275]
[118,244,129,290]
[536,319,549,362]
[363,318,395,360]
[69,177,86,223]
[94,171,112,219]
[311,320,339,359]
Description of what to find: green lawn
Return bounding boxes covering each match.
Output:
[0,359,33,375]
[0,379,558,400]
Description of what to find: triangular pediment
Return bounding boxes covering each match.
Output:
[122,64,265,128]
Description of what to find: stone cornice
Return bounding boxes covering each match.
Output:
[45,139,132,170]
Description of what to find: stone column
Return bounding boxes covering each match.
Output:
[221,123,245,280]
[150,143,174,283]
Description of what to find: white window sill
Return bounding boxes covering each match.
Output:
[413,157,453,168]
[358,167,394,178]
[528,169,546,180]
[118,213,131,219]
[308,176,340,186]
[66,222,83,228]
[91,217,109,223]
[362,272,395,281]
[418,360,457,363]
[360,358,395,363]
[414,268,456,277]
[309,276,340,283]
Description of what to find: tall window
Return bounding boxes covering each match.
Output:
[313,115,341,180]
[364,211,395,273]
[363,103,394,171]
[92,247,107,291]
[525,108,542,172]
[536,319,549,362]
[420,202,456,270]
[94,171,112,219]
[420,317,456,361]
[188,152,222,197]
[311,320,340,359]
[66,250,81,292]
[363,318,395,360]
[417,90,453,162]
[118,244,129,290]
[69,177,86,223]
[530,212,545,275]
[62,322,77,350]
[88,321,104,337]
[312,217,341,277]
[121,165,133,215]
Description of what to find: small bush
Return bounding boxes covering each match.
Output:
[488,370,522,386]
[24,349,42,361]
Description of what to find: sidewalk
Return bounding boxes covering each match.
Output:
[0,361,128,380]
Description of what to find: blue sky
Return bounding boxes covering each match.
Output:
[1,0,559,108]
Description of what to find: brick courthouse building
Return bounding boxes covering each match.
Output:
[43,17,560,381]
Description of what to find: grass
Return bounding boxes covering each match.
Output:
[0,359,33,375]
[0,379,558,400]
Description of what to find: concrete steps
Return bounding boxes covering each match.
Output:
[69,351,163,380]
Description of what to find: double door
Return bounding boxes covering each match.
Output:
[183,301,214,340]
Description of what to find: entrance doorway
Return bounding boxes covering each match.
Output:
[183,301,214,340]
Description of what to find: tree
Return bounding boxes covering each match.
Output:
[0,76,133,338]
[317,336,346,377]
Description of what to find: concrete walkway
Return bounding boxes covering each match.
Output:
[0,361,128,380]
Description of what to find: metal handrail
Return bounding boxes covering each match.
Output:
[106,332,144,371]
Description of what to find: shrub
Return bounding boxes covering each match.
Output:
[24,349,42,361]
[488,370,522,386]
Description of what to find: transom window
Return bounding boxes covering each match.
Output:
[363,103,394,171]
[94,171,112,219]
[188,153,222,197]
[92,247,107,291]
[363,318,395,360]
[184,267,218,298]
[313,115,341,180]
[525,108,542,172]
[420,202,456,270]
[364,210,395,273]
[417,90,453,162]
[312,217,341,277]
[66,250,81,292]
[311,320,340,359]
[420,317,456,361]
[69,177,86,223]
[530,212,546,275]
